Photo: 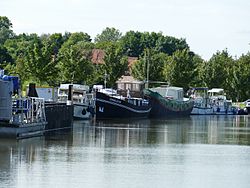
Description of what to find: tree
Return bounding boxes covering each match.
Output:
[3,33,37,82]
[155,36,189,55]
[95,27,122,43]
[131,49,168,83]
[4,33,63,86]
[0,45,13,68]
[188,55,206,87]
[62,32,91,48]
[205,50,235,99]
[234,53,250,101]
[99,43,128,87]
[41,33,65,59]
[120,31,143,57]
[57,42,95,84]
[25,36,59,85]
[0,16,14,45]
[164,49,199,91]
[120,31,190,57]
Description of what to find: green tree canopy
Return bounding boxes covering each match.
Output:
[164,49,199,91]
[0,16,14,45]
[120,31,143,57]
[234,53,250,101]
[131,49,168,83]
[205,50,235,99]
[120,31,189,57]
[3,34,39,81]
[57,41,95,84]
[99,43,128,87]
[25,35,60,85]
[95,27,122,43]
[62,32,91,47]
[0,45,13,68]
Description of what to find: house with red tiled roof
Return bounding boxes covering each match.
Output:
[91,49,138,73]
[91,49,105,65]
[91,49,142,96]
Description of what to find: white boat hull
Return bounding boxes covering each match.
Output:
[191,106,237,115]
[211,106,236,115]
[191,107,214,115]
[73,103,92,120]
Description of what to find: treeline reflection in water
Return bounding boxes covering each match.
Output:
[1,115,249,159]
[0,115,249,188]
[76,115,250,147]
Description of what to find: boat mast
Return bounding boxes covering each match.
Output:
[104,70,108,89]
[145,48,150,89]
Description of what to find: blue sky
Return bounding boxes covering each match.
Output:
[1,0,250,60]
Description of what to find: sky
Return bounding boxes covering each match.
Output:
[1,0,250,60]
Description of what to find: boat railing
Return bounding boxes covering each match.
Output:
[11,97,46,124]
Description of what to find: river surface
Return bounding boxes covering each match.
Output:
[0,115,250,188]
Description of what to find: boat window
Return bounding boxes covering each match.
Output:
[133,83,140,91]
[125,84,132,90]
[59,90,68,95]
[142,100,148,106]
[118,83,125,90]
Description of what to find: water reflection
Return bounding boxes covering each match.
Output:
[0,115,249,188]
[81,115,250,147]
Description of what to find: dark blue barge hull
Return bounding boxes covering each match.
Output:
[95,92,151,119]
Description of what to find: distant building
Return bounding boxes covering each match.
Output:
[91,49,142,95]
[91,49,138,74]
[127,57,138,73]
[91,49,105,65]
[116,75,145,97]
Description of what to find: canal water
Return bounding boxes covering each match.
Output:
[0,115,250,188]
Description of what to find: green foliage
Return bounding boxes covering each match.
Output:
[4,33,62,86]
[131,49,168,83]
[205,50,235,99]
[1,16,249,101]
[120,31,143,57]
[155,36,189,55]
[0,45,13,67]
[188,55,206,87]
[95,27,122,43]
[25,36,59,85]
[41,33,65,55]
[120,31,189,57]
[234,53,250,101]
[3,34,38,82]
[0,16,14,44]
[99,43,128,87]
[62,32,91,48]
[57,41,95,84]
[164,49,199,91]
